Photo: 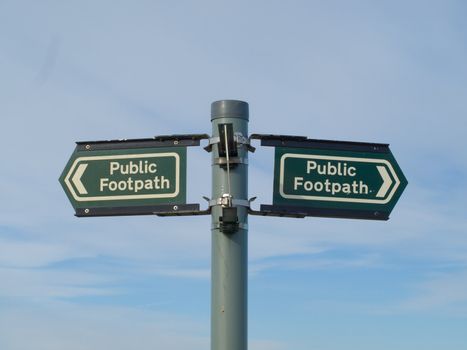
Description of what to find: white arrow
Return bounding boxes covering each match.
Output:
[72,163,88,195]
[376,165,392,198]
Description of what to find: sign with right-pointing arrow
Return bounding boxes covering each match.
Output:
[270,140,407,220]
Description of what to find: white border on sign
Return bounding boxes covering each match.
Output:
[64,153,180,202]
[279,153,400,204]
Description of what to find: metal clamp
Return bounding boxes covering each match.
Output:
[235,133,256,152]
[213,157,248,166]
[234,133,250,146]
[204,133,255,152]
[207,197,251,208]
[212,222,248,230]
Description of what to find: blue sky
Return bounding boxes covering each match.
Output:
[1,1,466,349]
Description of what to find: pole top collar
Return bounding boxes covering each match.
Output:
[211,100,249,121]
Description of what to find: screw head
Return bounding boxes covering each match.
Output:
[84,208,90,214]
[173,205,178,211]
[85,144,91,150]
[174,140,179,145]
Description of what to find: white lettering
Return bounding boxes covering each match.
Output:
[291,178,369,196]
[100,178,109,191]
[98,176,171,193]
[108,161,159,175]
[294,177,304,190]
[305,161,357,177]
[110,162,120,175]
[109,181,117,191]
[306,161,317,174]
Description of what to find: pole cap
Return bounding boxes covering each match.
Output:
[211,100,249,121]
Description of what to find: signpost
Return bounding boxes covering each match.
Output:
[60,101,408,350]
[59,136,207,217]
[252,136,407,220]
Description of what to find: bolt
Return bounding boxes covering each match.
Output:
[85,144,91,150]
[84,209,90,214]
[173,205,178,211]
[174,140,179,145]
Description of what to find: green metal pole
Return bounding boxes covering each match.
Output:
[211,100,249,350]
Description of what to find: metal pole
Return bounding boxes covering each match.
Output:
[211,100,249,350]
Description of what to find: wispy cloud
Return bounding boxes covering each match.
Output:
[0,300,287,350]
[250,253,382,277]
[0,267,118,298]
[250,339,288,350]
[148,266,210,280]
[395,269,467,315]
[0,239,92,268]
[0,301,209,350]
[1,0,467,349]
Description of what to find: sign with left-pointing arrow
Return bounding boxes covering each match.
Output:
[59,140,187,215]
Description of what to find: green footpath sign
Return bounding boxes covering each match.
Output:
[60,144,186,214]
[272,143,407,220]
